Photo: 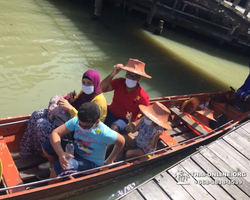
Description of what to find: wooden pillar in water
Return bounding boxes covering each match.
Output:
[244,2,250,16]
[144,0,160,27]
[92,0,104,20]
[154,20,164,35]
[171,0,179,16]
[232,0,241,8]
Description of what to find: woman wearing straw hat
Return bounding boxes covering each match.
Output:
[125,102,172,158]
[101,58,151,134]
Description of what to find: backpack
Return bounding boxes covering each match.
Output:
[47,94,71,127]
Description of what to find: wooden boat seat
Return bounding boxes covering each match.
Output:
[0,138,24,193]
[170,107,209,136]
[160,131,179,150]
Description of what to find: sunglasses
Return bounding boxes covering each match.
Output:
[78,121,96,130]
[126,72,140,80]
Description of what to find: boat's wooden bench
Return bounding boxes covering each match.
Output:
[170,107,209,136]
[0,138,24,193]
[160,131,179,150]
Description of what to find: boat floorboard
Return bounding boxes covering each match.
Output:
[118,119,250,200]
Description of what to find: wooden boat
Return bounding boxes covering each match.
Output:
[0,90,250,200]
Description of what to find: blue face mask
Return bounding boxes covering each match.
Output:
[144,118,153,126]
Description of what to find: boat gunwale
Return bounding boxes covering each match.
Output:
[0,118,241,193]
[0,90,248,199]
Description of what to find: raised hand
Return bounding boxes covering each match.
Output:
[111,64,123,76]
[58,98,73,111]
[126,111,132,122]
[153,129,163,139]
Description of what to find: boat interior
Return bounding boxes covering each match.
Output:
[0,91,250,196]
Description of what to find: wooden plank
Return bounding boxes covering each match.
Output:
[201,148,250,197]
[0,140,24,193]
[236,127,250,142]
[208,141,250,183]
[137,180,170,200]
[15,156,47,171]
[180,158,233,200]
[119,190,144,200]
[160,131,179,150]
[191,153,249,200]
[173,132,197,143]
[170,107,208,135]
[166,125,189,136]
[223,132,250,159]
[19,167,40,181]
[155,172,194,200]
[241,122,250,133]
[0,122,27,137]
[168,164,214,200]
[211,140,250,177]
[168,119,183,128]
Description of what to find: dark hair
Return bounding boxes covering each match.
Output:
[77,102,100,123]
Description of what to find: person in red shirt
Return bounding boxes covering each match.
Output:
[101,58,152,133]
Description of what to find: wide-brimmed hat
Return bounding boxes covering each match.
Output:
[119,58,152,79]
[195,107,217,121]
[181,97,200,114]
[139,102,172,130]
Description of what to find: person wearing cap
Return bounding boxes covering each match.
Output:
[101,58,151,133]
[125,102,172,158]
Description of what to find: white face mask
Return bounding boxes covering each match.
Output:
[79,122,96,133]
[82,85,94,95]
[125,78,137,88]
[144,118,153,126]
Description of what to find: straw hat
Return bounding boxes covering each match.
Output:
[180,97,200,114]
[139,102,172,130]
[195,107,217,121]
[119,58,152,79]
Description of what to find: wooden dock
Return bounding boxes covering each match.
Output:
[117,120,250,200]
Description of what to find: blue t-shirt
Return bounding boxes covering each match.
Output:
[65,117,117,166]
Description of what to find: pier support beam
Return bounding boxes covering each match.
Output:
[92,0,104,20]
[232,0,241,8]
[171,0,179,16]
[154,20,164,35]
[243,2,250,16]
[144,0,160,27]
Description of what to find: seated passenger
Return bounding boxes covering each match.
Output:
[236,69,250,103]
[101,58,151,134]
[19,69,107,158]
[125,102,172,159]
[41,102,125,178]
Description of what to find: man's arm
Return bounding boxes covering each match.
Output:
[105,133,125,164]
[50,124,71,158]
[100,64,123,92]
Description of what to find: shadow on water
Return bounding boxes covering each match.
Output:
[43,0,234,98]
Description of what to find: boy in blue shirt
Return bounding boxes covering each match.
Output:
[41,102,125,178]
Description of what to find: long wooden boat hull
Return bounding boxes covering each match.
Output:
[0,91,250,200]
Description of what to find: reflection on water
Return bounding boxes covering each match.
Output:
[0,0,249,199]
[0,0,248,119]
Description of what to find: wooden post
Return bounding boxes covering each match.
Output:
[232,0,241,8]
[154,20,164,35]
[91,0,104,20]
[243,2,250,16]
[144,0,160,27]
[171,0,179,16]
